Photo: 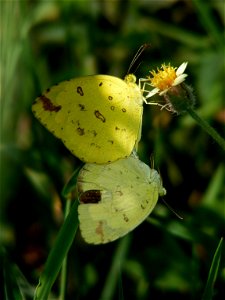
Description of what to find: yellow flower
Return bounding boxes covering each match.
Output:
[145,62,188,98]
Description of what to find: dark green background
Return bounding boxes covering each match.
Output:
[1,1,224,299]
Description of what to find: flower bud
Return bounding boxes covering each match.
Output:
[163,83,196,114]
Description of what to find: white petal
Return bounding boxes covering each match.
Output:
[176,62,188,76]
[173,74,188,86]
[145,88,160,98]
[159,88,169,96]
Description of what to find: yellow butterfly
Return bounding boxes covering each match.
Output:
[77,155,166,244]
[32,74,143,164]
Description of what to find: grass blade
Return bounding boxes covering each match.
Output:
[34,199,79,300]
[99,235,132,300]
[202,237,223,300]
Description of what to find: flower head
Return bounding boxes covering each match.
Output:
[146,62,188,98]
[141,62,195,114]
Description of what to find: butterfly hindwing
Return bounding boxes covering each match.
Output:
[77,155,166,244]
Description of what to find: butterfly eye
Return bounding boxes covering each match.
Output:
[79,190,102,204]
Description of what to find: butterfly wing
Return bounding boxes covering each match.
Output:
[77,156,165,244]
[32,75,143,163]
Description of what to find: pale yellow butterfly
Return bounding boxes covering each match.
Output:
[32,74,144,164]
[77,154,166,244]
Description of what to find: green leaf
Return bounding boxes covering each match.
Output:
[202,237,223,300]
[99,235,132,300]
[61,164,83,198]
[34,199,79,300]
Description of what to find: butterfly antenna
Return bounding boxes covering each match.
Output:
[148,156,182,218]
[161,198,183,220]
[127,43,151,75]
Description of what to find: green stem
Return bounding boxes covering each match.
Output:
[59,199,72,300]
[186,107,225,151]
[34,200,79,300]
[99,235,131,300]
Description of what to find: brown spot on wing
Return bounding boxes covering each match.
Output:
[115,190,123,196]
[96,221,104,242]
[123,214,129,222]
[77,127,85,135]
[94,110,106,122]
[39,95,62,112]
[78,104,86,111]
[77,86,84,96]
[87,130,97,137]
[79,190,101,204]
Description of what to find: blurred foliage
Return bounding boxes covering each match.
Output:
[1,0,224,299]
